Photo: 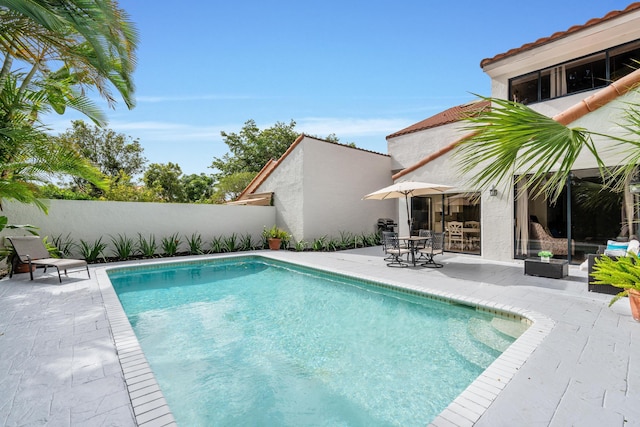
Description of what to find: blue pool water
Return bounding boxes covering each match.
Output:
[109,256,525,426]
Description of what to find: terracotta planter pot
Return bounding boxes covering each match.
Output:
[268,238,281,250]
[14,262,35,274]
[629,289,640,322]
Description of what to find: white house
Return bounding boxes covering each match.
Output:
[387,3,640,263]
[235,135,395,244]
[239,3,640,263]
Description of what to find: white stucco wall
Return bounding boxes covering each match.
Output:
[386,122,463,172]
[256,146,305,239]
[255,136,395,243]
[302,139,395,240]
[1,199,275,257]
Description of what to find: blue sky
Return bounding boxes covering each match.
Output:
[45,1,634,176]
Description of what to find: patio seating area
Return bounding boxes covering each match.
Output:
[1,248,638,426]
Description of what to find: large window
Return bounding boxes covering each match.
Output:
[412,193,481,255]
[514,170,628,263]
[509,40,640,104]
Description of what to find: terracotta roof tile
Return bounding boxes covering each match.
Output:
[386,100,491,140]
[481,3,640,68]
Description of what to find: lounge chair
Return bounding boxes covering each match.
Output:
[418,232,445,268]
[7,236,90,283]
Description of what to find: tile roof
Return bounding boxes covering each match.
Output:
[386,100,491,140]
[480,2,640,68]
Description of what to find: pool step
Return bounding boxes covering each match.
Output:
[490,317,529,339]
[447,318,516,369]
[468,318,515,353]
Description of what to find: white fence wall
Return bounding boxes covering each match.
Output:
[2,200,275,257]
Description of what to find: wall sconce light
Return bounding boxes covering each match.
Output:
[630,179,640,194]
[489,185,498,197]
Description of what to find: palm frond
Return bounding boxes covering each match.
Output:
[454,96,606,201]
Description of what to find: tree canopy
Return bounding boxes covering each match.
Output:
[211,119,299,178]
[143,162,185,202]
[56,120,146,194]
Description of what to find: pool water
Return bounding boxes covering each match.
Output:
[109,257,526,426]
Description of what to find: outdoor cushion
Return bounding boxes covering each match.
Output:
[604,240,629,256]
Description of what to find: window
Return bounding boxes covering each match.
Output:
[412,194,481,255]
[610,42,640,81]
[511,73,539,104]
[508,40,640,103]
[565,54,606,94]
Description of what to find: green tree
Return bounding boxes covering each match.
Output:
[103,172,158,202]
[56,120,146,195]
[211,171,255,203]
[181,173,214,203]
[143,162,185,202]
[211,119,299,178]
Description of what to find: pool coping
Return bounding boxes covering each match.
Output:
[96,253,555,427]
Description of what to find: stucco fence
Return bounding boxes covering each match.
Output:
[1,199,275,259]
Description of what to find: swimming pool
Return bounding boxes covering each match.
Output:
[108,256,528,426]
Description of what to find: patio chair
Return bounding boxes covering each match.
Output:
[381,231,397,261]
[415,229,432,261]
[464,221,480,250]
[7,236,90,283]
[529,222,575,256]
[447,221,464,251]
[383,234,410,267]
[418,232,445,268]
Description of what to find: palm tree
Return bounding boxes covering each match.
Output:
[454,93,640,202]
[0,0,138,112]
[0,0,138,211]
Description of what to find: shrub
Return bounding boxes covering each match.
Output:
[239,233,254,251]
[78,237,107,262]
[110,234,135,260]
[210,235,223,253]
[222,233,238,252]
[51,233,76,258]
[161,233,181,256]
[186,233,204,255]
[137,233,157,258]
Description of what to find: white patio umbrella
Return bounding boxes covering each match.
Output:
[363,181,454,232]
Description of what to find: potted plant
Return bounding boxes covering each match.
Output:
[262,225,289,250]
[590,255,640,321]
[538,250,553,263]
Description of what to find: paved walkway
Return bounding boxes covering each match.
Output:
[0,248,638,426]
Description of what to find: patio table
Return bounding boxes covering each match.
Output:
[399,236,430,266]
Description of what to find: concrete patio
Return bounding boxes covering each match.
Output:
[1,247,638,426]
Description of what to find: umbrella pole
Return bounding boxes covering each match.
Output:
[405,193,411,235]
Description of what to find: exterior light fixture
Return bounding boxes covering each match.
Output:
[630,179,640,194]
[489,185,498,197]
